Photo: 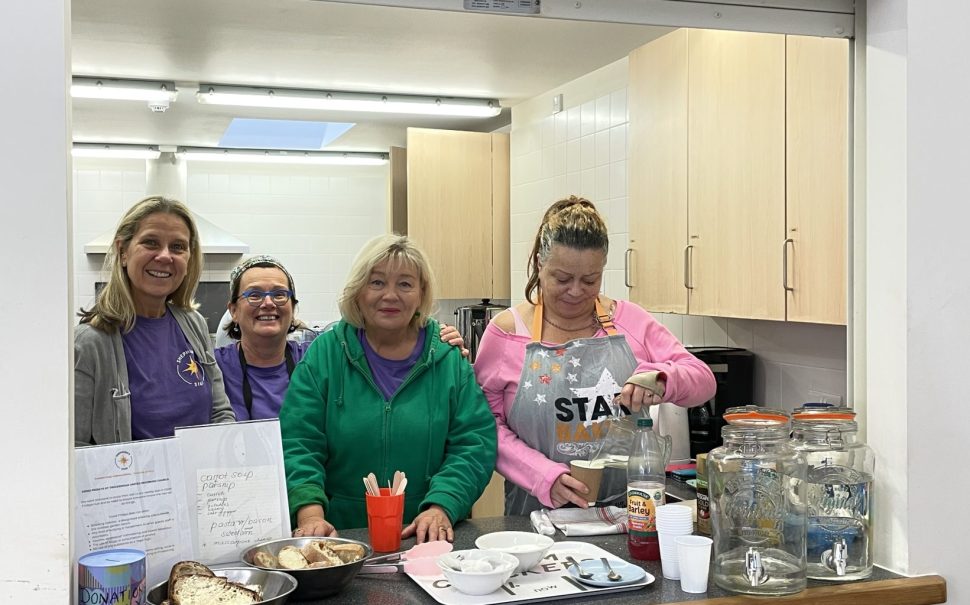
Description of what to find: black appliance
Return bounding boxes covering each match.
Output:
[685,346,755,457]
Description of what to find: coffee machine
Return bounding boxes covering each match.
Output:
[454,299,507,362]
[685,347,755,457]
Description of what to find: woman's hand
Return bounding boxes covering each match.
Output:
[439,324,470,359]
[550,473,592,509]
[402,505,454,544]
[294,505,338,537]
[617,379,666,412]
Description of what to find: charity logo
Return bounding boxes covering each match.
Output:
[115,450,133,470]
[176,350,206,386]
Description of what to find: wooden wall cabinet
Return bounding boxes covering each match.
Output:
[404,128,510,300]
[628,29,848,325]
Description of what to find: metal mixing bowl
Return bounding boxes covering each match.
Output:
[146,566,297,605]
[241,536,374,600]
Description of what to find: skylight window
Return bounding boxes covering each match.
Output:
[218,119,354,150]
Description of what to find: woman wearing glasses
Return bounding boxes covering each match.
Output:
[217,255,468,421]
[74,196,234,446]
[215,255,309,421]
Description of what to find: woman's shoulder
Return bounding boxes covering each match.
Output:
[75,321,112,345]
[489,303,533,335]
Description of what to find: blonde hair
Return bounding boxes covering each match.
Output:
[525,196,609,304]
[338,234,437,329]
[78,196,202,332]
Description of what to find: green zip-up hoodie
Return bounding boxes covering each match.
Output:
[281,318,497,530]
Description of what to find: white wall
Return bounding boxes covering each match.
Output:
[72,160,389,328]
[509,55,847,411]
[863,0,970,598]
[0,1,72,602]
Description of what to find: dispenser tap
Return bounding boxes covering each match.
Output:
[824,537,849,576]
[743,547,769,586]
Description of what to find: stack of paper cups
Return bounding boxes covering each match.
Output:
[656,504,694,580]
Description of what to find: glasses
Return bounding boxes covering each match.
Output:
[238,289,293,307]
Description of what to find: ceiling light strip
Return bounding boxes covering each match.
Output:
[71,77,179,102]
[196,84,501,118]
[72,143,162,160]
[177,147,388,166]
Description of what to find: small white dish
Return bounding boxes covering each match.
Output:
[474,531,555,573]
[436,549,518,596]
[565,557,652,588]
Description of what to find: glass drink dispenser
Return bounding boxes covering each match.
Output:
[790,405,874,580]
[709,406,807,595]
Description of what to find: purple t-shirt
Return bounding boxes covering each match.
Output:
[215,340,309,420]
[359,327,426,400]
[121,312,213,440]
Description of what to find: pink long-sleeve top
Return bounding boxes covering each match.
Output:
[473,300,716,508]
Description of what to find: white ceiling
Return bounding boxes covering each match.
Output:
[70,0,672,151]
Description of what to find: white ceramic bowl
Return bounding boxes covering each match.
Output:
[474,531,555,572]
[436,549,518,596]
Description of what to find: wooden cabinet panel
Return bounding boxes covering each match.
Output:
[786,36,849,325]
[628,29,689,314]
[387,146,408,235]
[406,128,509,299]
[688,29,786,321]
[491,133,511,299]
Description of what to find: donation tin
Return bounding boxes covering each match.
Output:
[78,548,146,605]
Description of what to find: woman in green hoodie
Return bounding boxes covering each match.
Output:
[281,234,497,544]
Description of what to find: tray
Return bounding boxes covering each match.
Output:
[405,541,655,605]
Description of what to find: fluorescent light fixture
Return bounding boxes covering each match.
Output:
[72,143,161,160]
[72,77,178,103]
[177,147,387,166]
[197,84,501,118]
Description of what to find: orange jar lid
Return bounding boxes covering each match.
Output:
[722,405,790,426]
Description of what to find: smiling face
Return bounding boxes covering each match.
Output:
[229,266,294,345]
[356,259,423,335]
[119,212,192,317]
[538,244,606,319]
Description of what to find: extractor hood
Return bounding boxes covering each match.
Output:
[83,212,250,255]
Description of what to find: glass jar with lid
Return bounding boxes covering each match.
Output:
[790,404,874,581]
[709,406,807,595]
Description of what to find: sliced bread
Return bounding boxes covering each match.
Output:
[170,574,259,605]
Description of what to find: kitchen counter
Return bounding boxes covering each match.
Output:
[300,516,946,605]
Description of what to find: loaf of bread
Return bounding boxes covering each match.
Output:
[277,545,309,569]
[302,541,343,567]
[251,551,278,569]
[330,543,366,564]
[166,561,260,605]
[170,574,259,605]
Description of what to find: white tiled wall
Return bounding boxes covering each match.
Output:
[509,59,847,411]
[72,158,388,327]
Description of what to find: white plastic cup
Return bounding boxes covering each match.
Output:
[658,531,687,580]
[675,535,712,593]
[656,504,693,522]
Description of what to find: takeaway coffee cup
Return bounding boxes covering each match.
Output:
[569,459,605,506]
[366,487,405,553]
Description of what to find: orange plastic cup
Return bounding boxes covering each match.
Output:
[365,487,405,553]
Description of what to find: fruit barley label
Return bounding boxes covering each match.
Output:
[627,484,665,537]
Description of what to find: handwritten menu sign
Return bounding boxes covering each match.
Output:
[195,465,281,560]
[175,420,290,564]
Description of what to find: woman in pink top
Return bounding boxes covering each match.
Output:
[474,197,716,515]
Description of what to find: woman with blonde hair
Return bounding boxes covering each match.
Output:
[281,234,496,543]
[474,196,716,514]
[75,196,233,446]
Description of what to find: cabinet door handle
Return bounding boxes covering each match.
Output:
[684,245,694,290]
[624,248,633,288]
[783,238,795,292]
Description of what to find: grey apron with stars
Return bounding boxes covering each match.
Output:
[504,297,638,515]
